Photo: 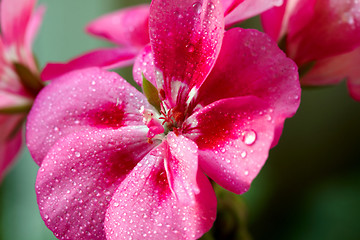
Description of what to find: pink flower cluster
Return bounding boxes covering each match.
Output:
[0,0,44,182]
[0,0,358,239]
[262,0,360,100]
[28,0,300,239]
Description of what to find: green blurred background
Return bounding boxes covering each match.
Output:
[1,0,360,239]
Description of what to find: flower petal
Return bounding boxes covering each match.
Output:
[27,68,151,165]
[301,47,360,101]
[0,91,32,110]
[224,0,283,27]
[0,0,35,45]
[105,142,216,240]
[0,115,23,182]
[287,0,360,65]
[25,5,45,51]
[133,44,157,87]
[348,79,360,101]
[40,47,138,81]
[222,0,244,15]
[260,2,287,41]
[86,4,150,48]
[183,96,275,194]
[149,0,224,107]
[165,133,199,205]
[36,127,154,240]
[195,28,300,145]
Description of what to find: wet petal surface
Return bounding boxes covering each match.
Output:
[36,127,154,240]
[105,142,216,240]
[184,96,275,194]
[27,68,150,165]
[149,0,224,107]
[195,28,300,145]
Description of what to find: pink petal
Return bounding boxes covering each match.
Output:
[0,115,23,182]
[165,133,200,205]
[195,28,300,146]
[0,0,35,46]
[224,0,283,27]
[183,96,275,194]
[41,47,138,81]
[105,142,216,240]
[133,44,157,87]
[36,127,154,240]
[149,0,224,107]
[287,0,360,65]
[25,5,45,51]
[261,0,312,41]
[348,79,360,101]
[301,47,360,101]
[86,4,150,48]
[0,91,32,110]
[27,68,151,166]
[260,1,287,41]
[222,0,244,15]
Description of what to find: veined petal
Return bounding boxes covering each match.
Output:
[287,0,360,65]
[224,0,283,27]
[133,44,157,88]
[301,47,360,101]
[149,0,224,107]
[0,115,23,182]
[195,28,300,145]
[183,96,275,194]
[260,1,287,41]
[86,4,150,48]
[222,0,244,15]
[0,0,35,46]
[25,5,45,53]
[27,68,151,165]
[41,47,138,81]
[0,91,32,111]
[36,127,154,240]
[105,142,216,240]
[165,133,199,205]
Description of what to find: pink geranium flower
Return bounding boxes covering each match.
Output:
[0,0,44,182]
[261,0,360,100]
[41,0,283,81]
[27,0,300,239]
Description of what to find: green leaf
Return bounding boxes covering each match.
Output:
[142,75,161,112]
[0,103,32,114]
[13,62,44,96]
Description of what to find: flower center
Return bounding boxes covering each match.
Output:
[140,102,186,143]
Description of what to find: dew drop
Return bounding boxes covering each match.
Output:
[186,44,195,53]
[208,2,215,10]
[75,152,81,157]
[192,2,202,14]
[241,151,247,158]
[242,130,257,145]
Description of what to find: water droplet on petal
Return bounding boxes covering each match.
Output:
[208,2,215,10]
[186,44,195,53]
[241,151,247,158]
[192,2,202,14]
[75,152,81,157]
[242,130,257,145]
